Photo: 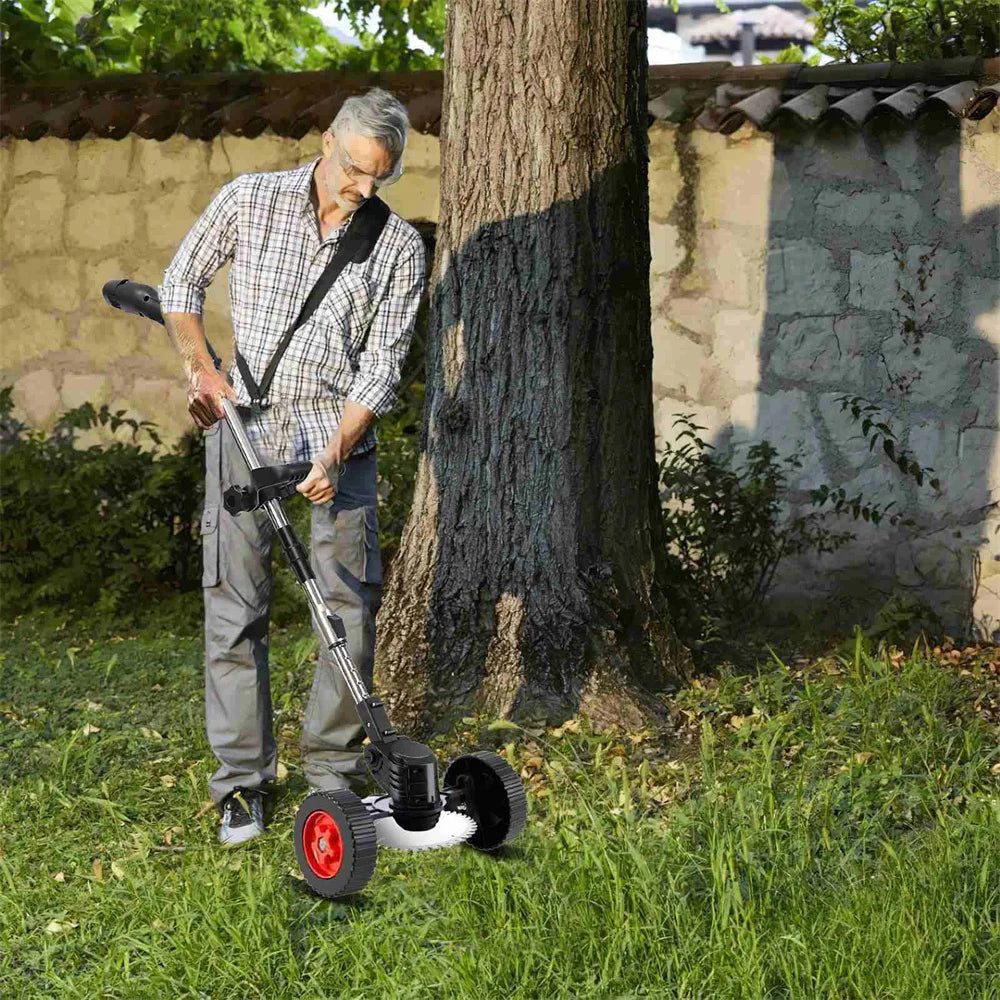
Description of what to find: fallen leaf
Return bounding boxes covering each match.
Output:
[86,701,104,711]
[44,920,78,935]
[289,868,305,881]
[92,859,103,881]
[160,775,176,788]
[79,723,101,735]
[110,860,125,880]
[153,919,165,930]
[151,684,163,691]
[854,752,875,765]
[729,715,746,730]
[141,728,163,740]
[164,829,173,846]
[276,761,289,782]
[53,871,65,882]
[990,762,1000,775]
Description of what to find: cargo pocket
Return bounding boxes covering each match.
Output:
[201,504,221,587]
[201,420,223,588]
[361,504,382,586]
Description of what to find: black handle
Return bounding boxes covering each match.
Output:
[102,279,164,325]
[102,278,222,371]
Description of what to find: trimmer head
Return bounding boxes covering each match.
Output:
[362,795,478,851]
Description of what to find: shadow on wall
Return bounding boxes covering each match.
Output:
[712,112,998,639]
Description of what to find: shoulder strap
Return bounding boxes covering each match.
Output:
[236,195,392,409]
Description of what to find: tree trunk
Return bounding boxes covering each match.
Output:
[375,0,693,735]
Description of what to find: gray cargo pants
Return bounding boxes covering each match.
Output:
[201,415,382,804]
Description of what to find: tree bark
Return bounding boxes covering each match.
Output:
[375,0,693,735]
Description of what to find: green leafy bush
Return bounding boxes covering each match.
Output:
[0,387,205,619]
[657,414,857,645]
[0,382,425,623]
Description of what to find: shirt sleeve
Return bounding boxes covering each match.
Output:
[158,177,241,315]
[347,233,427,418]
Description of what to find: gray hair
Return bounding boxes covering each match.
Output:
[330,88,409,166]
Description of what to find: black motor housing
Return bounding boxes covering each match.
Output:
[365,738,443,832]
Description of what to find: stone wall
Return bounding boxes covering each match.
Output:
[647,114,999,635]
[0,130,440,447]
[1,114,998,632]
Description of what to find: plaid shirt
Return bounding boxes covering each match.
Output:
[159,158,426,463]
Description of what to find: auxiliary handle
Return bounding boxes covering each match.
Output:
[102,278,222,370]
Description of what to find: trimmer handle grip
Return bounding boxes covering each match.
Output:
[102,279,164,325]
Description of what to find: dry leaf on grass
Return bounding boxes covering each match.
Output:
[160,775,176,788]
[276,761,289,781]
[85,701,104,711]
[92,859,103,881]
[110,860,125,880]
[990,762,1000,775]
[53,871,65,882]
[79,723,101,735]
[44,920,78,935]
[141,728,163,740]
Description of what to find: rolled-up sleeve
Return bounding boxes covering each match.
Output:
[347,234,426,419]
[158,177,241,316]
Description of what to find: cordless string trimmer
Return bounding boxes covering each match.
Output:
[102,278,527,898]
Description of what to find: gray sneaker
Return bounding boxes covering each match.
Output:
[218,789,265,847]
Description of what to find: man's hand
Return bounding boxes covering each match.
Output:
[296,460,338,505]
[188,363,236,430]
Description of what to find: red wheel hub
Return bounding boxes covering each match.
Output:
[302,810,343,878]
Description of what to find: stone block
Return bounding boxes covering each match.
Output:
[650,221,683,275]
[698,137,790,227]
[729,388,824,489]
[75,137,136,192]
[968,360,998,428]
[61,372,111,409]
[651,318,710,398]
[3,176,66,253]
[12,137,72,178]
[881,131,925,193]
[814,189,922,233]
[401,132,440,174]
[146,185,201,249]
[770,313,869,385]
[65,192,137,250]
[893,515,997,593]
[380,173,439,222]
[648,123,682,220]
[207,133,296,179]
[713,309,763,384]
[963,276,1000,339]
[76,312,140,364]
[667,297,716,338]
[139,135,210,187]
[4,256,83,312]
[849,245,961,322]
[803,130,883,185]
[12,368,59,426]
[908,420,999,515]
[766,239,841,315]
[877,331,969,405]
[1,307,68,367]
[693,229,760,308]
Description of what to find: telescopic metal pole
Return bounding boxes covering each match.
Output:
[219,397,371,707]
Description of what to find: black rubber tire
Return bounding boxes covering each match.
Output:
[444,750,528,851]
[293,789,378,898]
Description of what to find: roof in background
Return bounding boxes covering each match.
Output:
[1,58,997,142]
[685,5,814,44]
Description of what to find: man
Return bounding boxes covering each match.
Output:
[159,88,426,846]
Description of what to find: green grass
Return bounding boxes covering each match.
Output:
[1,610,999,999]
